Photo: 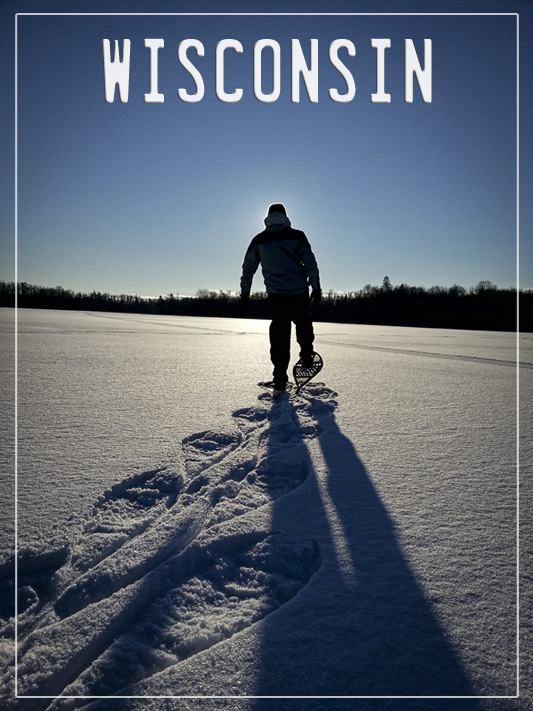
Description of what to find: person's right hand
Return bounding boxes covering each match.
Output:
[311,289,322,306]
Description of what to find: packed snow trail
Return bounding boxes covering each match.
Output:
[4,385,334,708]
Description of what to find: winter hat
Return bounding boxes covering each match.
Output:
[267,203,287,216]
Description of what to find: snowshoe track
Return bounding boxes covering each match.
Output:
[8,386,337,707]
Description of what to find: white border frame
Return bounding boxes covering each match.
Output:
[14,10,521,702]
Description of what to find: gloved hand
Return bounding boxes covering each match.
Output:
[310,289,322,307]
[240,293,251,315]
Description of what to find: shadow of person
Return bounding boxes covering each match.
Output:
[254,384,482,704]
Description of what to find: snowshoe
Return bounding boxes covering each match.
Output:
[292,351,323,393]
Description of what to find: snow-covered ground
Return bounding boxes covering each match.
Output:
[0,308,531,710]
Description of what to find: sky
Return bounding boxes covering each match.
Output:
[1,0,531,298]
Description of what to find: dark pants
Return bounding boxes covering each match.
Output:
[268,291,314,387]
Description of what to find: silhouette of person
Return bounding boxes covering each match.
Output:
[240,203,322,392]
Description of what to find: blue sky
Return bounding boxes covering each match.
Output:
[1,0,531,297]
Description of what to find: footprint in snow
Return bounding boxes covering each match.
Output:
[46,532,320,705]
[11,385,337,706]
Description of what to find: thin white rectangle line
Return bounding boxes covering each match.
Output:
[14,10,521,701]
[515,12,521,699]
[15,700,522,703]
[15,11,519,15]
[14,10,19,700]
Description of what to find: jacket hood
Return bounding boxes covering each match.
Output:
[264,212,291,231]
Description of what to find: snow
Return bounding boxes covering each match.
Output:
[0,308,532,709]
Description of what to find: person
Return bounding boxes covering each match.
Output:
[240,202,322,393]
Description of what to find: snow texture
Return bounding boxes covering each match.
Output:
[5,382,325,707]
[0,310,531,710]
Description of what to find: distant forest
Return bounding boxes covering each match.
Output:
[1,279,530,332]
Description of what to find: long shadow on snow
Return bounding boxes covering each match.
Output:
[12,385,483,710]
[12,400,322,709]
[254,385,481,704]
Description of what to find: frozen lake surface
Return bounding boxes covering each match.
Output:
[0,308,532,709]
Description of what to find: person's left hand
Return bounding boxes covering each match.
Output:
[240,294,251,315]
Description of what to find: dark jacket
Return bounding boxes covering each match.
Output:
[240,225,321,297]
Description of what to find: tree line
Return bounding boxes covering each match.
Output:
[1,278,529,332]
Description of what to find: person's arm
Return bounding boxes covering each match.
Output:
[298,237,321,292]
[240,241,260,297]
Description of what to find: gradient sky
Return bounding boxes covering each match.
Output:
[1,0,531,297]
